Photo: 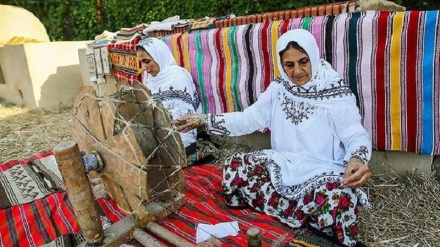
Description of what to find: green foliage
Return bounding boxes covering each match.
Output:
[1,0,439,41]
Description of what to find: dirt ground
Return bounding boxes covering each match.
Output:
[1,98,439,247]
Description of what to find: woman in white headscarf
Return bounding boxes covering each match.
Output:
[176,29,371,246]
[136,37,217,166]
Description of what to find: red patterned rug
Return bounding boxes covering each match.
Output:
[1,153,342,247]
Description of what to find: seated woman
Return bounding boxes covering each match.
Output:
[136,37,217,166]
[176,29,371,246]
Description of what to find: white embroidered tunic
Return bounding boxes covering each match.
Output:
[205,29,372,204]
[137,38,201,148]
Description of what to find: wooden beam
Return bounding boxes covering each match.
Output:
[101,175,131,214]
[146,222,195,247]
[54,141,104,244]
[77,217,136,247]
[94,130,149,200]
[145,192,186,220]
[101,95,116,139]
[123,187,154,226]
[132,228,167,247]
[72,86,106,154]
[152,102,186,201]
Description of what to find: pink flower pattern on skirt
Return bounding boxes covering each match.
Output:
[222,152,361,247]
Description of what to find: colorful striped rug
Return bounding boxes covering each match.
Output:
[107,38,142,85]
[161,11,440,155]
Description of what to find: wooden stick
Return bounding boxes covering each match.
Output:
[54,141,104,244]
[247,228,262,247]
[146,222,195,247]
[133,228,167,247]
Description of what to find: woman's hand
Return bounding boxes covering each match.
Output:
[343,158,371,188]
[175,114,207,133]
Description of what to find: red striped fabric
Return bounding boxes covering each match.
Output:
[177,34,185,66]
[280,19,290,35]
[158,165,290,246]
[0,193,81,247]
[0,153,125,247]
[0,151,53,172]
[96,197,125,223]
[405,11,421,152]
[1,155,292,246]
[374,12,388,151]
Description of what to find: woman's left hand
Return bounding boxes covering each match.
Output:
[342,158,371,188]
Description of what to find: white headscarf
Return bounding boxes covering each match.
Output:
[136,37,201,148]
[276,29,343,91]
[136,37,193,91]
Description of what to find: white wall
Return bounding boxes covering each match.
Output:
[0,42,89,109]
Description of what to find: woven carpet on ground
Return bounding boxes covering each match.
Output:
[161,10,440,155]
[159,165,291,246]
[0,152,346,247]
[0,152,64,209]
[0,152,126,247]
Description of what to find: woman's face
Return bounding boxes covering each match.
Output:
[281,47,312,86]
[137,49,160,76]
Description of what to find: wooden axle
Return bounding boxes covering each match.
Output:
[76,216,195,247]
[132,228,167,247]
[146,222,195,247]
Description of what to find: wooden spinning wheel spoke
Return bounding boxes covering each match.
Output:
[64,81,192,246]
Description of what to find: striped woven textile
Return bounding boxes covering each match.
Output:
[107,38,142,84]
[159,165,292,246]
[0,154,64,209]
[161,11,440,155]
[0,153,296,246]
[1,152,343,246]
[0,153,127,247]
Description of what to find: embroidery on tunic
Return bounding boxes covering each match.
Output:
[244,151,371,208]
[271,161,344,200]
[248,150,270,163]
[281,96,316,125]
[275,77,353,100]
[152,86,199,110]
[350,146,369,164]
[206,114,231,136]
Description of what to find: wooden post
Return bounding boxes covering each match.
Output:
[54,141,104,244]
[247,228,262,247]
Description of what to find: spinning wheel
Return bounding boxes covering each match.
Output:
[54,81,192,246]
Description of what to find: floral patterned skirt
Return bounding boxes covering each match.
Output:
[222,152,361,247]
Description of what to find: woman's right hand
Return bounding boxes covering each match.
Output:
[175,114,207,133]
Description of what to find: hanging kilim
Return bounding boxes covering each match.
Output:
[161,11,440,155]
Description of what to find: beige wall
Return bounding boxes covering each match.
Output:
[0,42,89,109]
[0,4,50,45]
